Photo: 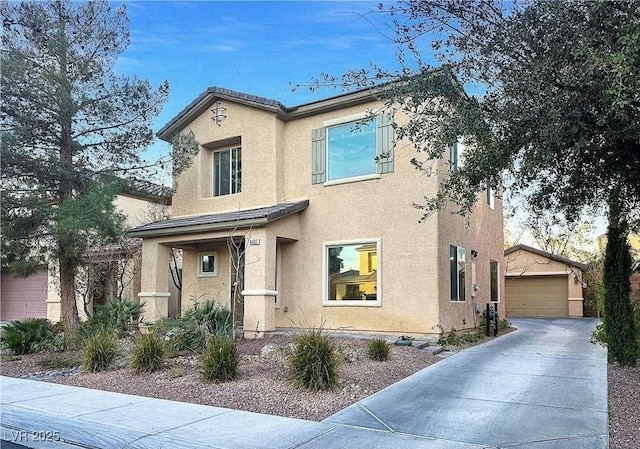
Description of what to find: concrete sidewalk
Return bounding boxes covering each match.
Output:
[0,318,607,449]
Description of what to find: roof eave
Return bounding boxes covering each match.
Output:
[129,217,269,238]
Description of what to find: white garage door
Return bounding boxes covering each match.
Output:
[1,270,48,321]
[505,275,568,317]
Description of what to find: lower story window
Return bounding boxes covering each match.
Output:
[198,252,218,277]
[324,239,380,305]
[450,244,466,301]
[490,260,499,302]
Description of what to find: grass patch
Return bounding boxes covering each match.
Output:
[130,334,165,373]
[200,336,239,382]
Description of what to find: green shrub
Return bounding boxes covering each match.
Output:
[152,317,206,352]
[130,334,165,373]
[184,299,232,337]
[93,298,145,333]
[200,336,239,382]
[591,322,607,345]
[153,300,232,353]
[288,327,340,391]
[0,318,53,355]
[367,338,390,361]
[82,331,118,372]
[439,329,462,346]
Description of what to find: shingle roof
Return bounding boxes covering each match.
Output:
[128,200,309,237]
[121,177,172,204]
[156,84,390,141]
[504,244,587,270]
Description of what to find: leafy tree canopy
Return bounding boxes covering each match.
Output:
[318,0,639,225]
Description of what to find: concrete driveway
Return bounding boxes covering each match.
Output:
[325,318,608,448]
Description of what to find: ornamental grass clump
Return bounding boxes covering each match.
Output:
[130,333,165,373]
[82,331,117,372]
[200,336,239,382]
[367,337,391,361]
[288,327,340,391]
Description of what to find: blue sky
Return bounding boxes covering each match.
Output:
[115,1,407,164]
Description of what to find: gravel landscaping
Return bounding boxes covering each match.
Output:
[2,329,637,448]
[608,363,640,449]
[0,335,440,421]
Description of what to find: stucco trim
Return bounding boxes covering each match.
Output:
[568,297,584,301]
[242,290,278,297]
[324,173,380,187]
[138,292,171,298]
[506,271,569,277]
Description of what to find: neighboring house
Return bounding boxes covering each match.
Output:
[0,179,174,322]
[129,86,504,339]
[504,244,586,318]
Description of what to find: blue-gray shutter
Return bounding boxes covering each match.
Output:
[376,112,394,174]
[311,127,326,184]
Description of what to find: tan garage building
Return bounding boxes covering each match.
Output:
[504,245,586,318]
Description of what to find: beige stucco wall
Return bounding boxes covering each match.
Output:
[505,248,584,317]
[436,167,505,333]
[113,194,170,228]
[149,97,503,337]
[172,102,281,216]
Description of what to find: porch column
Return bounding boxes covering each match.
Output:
[242,229,277,339]
[138,239,171,323]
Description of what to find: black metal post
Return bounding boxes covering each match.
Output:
[485,303,490,337]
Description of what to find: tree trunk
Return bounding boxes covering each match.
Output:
[603,192,637,365]
[59,257,79,350]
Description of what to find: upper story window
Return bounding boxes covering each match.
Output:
[327,120,377,181]
[311,112,394,185]
[213,146,241,196]
[451,139,465,172]
[450,244,466,302]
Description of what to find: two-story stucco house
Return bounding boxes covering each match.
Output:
[130,86,504,339]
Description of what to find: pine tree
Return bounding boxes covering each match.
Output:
[1,0,168,347]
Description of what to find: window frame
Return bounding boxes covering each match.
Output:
[322,238,382,307]
[197,252,218,277]
[324,113,379,184]
[490,259,500,302]
[450,244,467,302]
[212,146,242,197]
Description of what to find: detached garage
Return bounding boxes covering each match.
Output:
[504,245,586,318]
[1,269,48,321]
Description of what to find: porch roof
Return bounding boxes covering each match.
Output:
[128,200,309,238]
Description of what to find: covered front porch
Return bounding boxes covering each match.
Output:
[128,201,308,338]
